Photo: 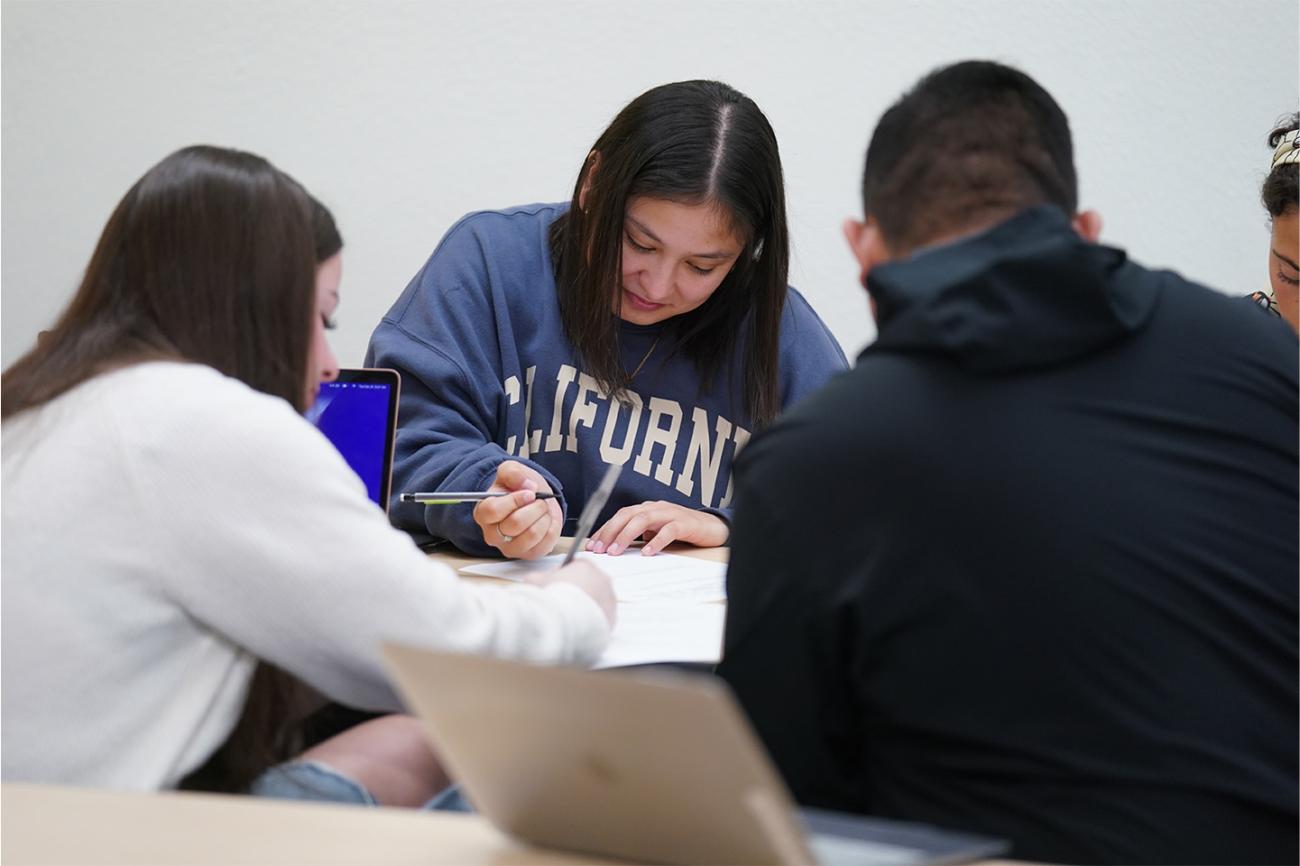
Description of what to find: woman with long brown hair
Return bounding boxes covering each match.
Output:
[367,80,847,562]
[1,145,614,804]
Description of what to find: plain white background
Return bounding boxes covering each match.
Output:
[3,0,1297,369]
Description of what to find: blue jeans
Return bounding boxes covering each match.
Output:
[250,760,472,812]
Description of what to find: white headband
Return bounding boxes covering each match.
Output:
[1272,129,1299,170]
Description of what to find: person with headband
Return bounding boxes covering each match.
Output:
[1251,114,1299,332]
[366,80,846,560]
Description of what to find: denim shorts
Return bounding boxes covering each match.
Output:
[249,760,376,805]
[249,760,473,812]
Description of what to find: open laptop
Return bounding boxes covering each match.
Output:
[306,368,400,511]
[381,644,1008,866]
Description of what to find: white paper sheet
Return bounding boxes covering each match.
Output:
[593,602,727,669]
[459,551,727,604]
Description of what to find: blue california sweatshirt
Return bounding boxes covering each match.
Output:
[365,202,847,555]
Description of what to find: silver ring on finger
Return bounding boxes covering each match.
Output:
[498,524,515,544]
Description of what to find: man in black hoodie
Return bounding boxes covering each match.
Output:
[716,61,1298,865]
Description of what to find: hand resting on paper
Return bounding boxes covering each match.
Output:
[586,501,729,557]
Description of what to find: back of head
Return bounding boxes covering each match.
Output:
[861,60,1077,253]
[1262,112,1299,218]
[2,145,317,419]
[557,79,789,426]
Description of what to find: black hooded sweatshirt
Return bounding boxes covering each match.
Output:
[718,207,1298,865]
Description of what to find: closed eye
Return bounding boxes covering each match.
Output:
[625,233,654,253]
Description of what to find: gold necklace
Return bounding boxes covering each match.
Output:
[628,335,661,379]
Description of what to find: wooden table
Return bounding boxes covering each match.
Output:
[429,537,729,573]
[1,782,619,866]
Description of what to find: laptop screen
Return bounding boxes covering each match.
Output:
[306,368,400,511]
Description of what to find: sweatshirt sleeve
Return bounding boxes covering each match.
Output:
[365,219,568,555]
[132,381,608,712]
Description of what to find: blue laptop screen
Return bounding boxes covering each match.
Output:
[306,371,398,509]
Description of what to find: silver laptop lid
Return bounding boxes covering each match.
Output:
[382,644,815,865]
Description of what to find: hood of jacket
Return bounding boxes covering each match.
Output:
[865,206,1160,373]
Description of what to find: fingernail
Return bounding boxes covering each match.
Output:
[523,479,538,491]
[521,490,535,503]
[592,540,605,553]
[607,544,621,556]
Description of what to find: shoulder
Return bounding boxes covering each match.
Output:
[105,361,303,430]
[1138,266,1297,367]
[384,203,567,327]
[778,287,847,357]
[433,202,568,260]
[773,287,849,394]
[101,361,350,484]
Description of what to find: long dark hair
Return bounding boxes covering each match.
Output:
[1262,113,1298,218]
[2,145,316,419]
[310,193,344,261]
[2,145,324,793]
[550,79,789,428]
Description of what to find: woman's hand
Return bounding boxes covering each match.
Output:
[524,560,617,627]
[472,461,563,560]
[586,501,729,557]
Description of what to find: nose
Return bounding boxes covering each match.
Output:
[319,343,340,383]
[639,260,674,301]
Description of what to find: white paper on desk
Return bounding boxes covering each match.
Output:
[594,602,727,669]
[458,551,727,604]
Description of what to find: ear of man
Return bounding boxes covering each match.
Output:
[1073,209,1103,243]
[843,216,891,321]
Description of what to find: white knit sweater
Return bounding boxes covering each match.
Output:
[1,362,609,790]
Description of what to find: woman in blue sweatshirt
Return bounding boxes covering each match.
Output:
[366,80,846,560]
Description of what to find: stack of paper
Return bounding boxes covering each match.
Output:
[459,551,728,667]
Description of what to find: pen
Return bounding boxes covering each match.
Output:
[560,462,623,567]
[400,491,558,505]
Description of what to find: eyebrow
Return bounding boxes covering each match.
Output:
[1272,249,1299,271]
[625,216,737,260]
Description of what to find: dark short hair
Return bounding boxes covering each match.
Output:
[1262,113,1298,219]
[861,60,1077,252]
[551,79,789,427]
[2,145,318,418]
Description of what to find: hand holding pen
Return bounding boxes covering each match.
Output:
[467,460,565,561]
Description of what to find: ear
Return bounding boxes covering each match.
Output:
[578,150,601,212]
[842,216,891,279]
[1072,209,1103,243]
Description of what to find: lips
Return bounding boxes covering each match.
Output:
[623,289,664,311]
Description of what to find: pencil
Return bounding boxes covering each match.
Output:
[399,491,558,505]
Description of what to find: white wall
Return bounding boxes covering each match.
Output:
[3,0,1296,369]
